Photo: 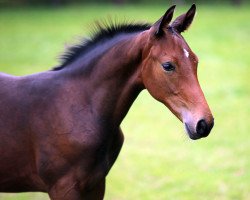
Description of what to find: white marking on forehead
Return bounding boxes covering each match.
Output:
[183,48,189,58]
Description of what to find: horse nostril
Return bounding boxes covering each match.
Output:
[196,119,207,136]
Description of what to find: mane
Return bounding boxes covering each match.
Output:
[53,20,151,71]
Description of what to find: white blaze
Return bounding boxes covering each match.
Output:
[183,48,189,58]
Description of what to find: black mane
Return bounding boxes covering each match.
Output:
[53,21,151,71]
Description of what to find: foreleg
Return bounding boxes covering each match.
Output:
[48,178,105,200]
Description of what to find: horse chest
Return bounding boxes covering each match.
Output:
[82,128,124,187]
[38,120,124,187]
[77,126,124,174]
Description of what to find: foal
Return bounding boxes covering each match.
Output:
[0,4,214,199]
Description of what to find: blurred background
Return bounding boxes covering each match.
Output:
[0,0,249,199]
[0,0,246,7]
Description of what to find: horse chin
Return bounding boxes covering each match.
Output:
[184,123,200,140]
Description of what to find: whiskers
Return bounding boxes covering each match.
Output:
[176,126,192,142]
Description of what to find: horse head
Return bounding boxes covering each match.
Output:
[140,5,214,140]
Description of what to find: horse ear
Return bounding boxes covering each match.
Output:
[154,5,176,37]
[171,4,196,33]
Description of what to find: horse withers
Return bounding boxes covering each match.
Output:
[0,4,214,199]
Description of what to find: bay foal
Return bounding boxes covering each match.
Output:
[0,5,214,199]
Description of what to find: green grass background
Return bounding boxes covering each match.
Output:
[0,3,250,200]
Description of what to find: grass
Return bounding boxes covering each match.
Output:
[0,3,250,200]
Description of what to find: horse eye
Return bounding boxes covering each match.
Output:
[162,62,175,72]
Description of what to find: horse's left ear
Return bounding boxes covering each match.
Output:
[154,5,176,37]
[171,4,196,33]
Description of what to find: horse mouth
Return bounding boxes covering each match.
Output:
[184,123,201,140]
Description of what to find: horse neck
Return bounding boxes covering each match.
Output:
[63,33,146,127]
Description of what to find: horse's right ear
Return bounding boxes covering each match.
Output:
[153,5,176,37]
[171,4,196,33]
